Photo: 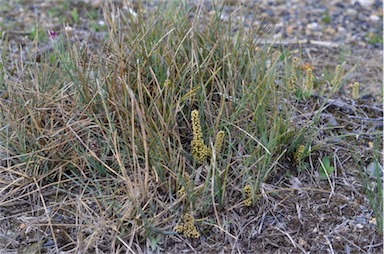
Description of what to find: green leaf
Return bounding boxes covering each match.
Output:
[319,156,334,179]
[322,156,330,168]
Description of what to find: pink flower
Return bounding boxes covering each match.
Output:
[48,30,57,40]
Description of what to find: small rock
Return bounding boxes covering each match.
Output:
[354,216,367,224]
[337,26,347,34]
[365,161,383,178]
[273,32,282,39]
[369,217,377,225]
[352,0,375,8]
[369,15,380,22]
[91,0,102,9]
[355,223,364,229]
[324,27,336,35]
[346,9,358,16]
[286,25,295,36]
[308,22,319,31]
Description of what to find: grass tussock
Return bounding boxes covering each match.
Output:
[1,2,378,253]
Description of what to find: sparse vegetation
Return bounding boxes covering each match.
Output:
[0,1,382,253]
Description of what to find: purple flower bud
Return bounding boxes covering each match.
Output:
[48,30,57,40]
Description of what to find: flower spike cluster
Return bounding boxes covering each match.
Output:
[305,68,314,92]
[288,57,299,90]
[295,144,305,163]
[174,213,200,238]
[177,172,193,198]
[190,110,225,163]
[243,185,252,206]
[352,82,359,100]
[191,110,210,163]
[214,130,225,154]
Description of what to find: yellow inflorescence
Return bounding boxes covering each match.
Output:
[191,110,203,139]
[177,186,186,198]
[163,79,171,87]
[288,57,299,90]
[244,185,251,196]
[352,82,360,100]
[243,185,252,206]
[244,197,252,206]
[177,172,193,198]
[174,213,200,238]
[191,138,209,162]
[295,144,305,163]
[331,64,342,87]
[305,68,314,92]
[191,110,209,163]
[292,57,299,67]
[214,130,225,154]
[190,110,226,163]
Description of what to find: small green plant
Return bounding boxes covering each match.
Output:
[29,25,46,41]
[322,13,331,24]
[319,156,335,179]
[354,137,383,232]
[71,7,79,24]
[367,32,383,45]
[287,56,315,100]
[47,2,70,23]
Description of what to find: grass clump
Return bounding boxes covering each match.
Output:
[0,2,348,252]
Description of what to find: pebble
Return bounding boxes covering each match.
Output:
[365,161,383,178]
[355,223,364,229]
[192,0,383,50]
[346,9,358,16]
[369,15,380,22]
[352,0,375,8]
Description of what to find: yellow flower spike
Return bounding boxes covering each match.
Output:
[352,82,360,100]
[243,185,253,206]
[174,223,185,233]
[191,110,203,139]
[191,110,209,163]
[288,57,299,90]
[292,57,299,68]
[175,213,200,239]
[163,79,171,87]
[191,139,209,162]
[295,144,305,163]
[177,186,186,198]
[331,64,342,87]
[335,64,341,74]
[288,76,295,90]
[305,68,314,92]
[183,213,194,224]
[188,230,200,239]
[243,185,252,197]
[177,172,192,198]
[214,130,225,155]
[244,197,252,207]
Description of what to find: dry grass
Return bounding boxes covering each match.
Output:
[0,1,382,253]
